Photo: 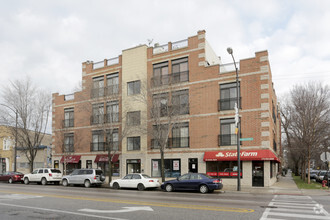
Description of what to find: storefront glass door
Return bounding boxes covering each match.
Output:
[252,161,264,187]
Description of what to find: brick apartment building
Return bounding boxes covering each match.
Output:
[52,30,281,187]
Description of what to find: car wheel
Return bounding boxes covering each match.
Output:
[113,182,120,190]
[24,178,29,185]
[8,178,13,184]
[137,183,145,191]
[165,184,173,192]
[199,185,209,194]
[84,180,91,188]
[62,179,68,187]
[41,178,47,185]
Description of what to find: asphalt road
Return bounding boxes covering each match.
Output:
[0,182,329,220]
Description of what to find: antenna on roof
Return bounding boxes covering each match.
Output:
[147,39,153,46]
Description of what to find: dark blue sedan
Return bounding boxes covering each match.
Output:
[161,173,223,193]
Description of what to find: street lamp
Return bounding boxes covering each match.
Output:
[0,103,18,172]
[227,47,241,191]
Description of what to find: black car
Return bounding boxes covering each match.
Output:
[161,173,223,194]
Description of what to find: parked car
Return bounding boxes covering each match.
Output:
[161,173,223,194]
[0,171,24,183]
[110,174,160,191]
[62,169,105,188]
[23,168,62,185]
[316,170,327,183]
[308,170,319,179]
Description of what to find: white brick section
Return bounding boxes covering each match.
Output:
[260,65,269,72]
[261,122,270,127]
[82,71,86,76]
[198,53,205,58]
[260,56,268,62]
[261,112,269,118]
[261,103,269,110]
[262,141,270,147]
[260,75,269,80]
[198,42,205,49]
[198,61,205,66]
[262,131,270,137]
[198,33,205,39]
[261,84,269,89]
[261,93,269,99]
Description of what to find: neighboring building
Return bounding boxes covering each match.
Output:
[0,125,52,174]
[52,30,281,187]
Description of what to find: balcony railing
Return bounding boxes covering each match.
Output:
[90,142,119,151]
[220,62,240,73]
[93,61,104,70]
[151,71,189,87]
[91,87,105,98]
[151,104,189,117]
[90,115,104,125]
[107,57,119,66]
[153,43,168,54]
[105,113,119,123]
[172,39,188,50]
[150,137,189,149]
[63,119,74,128]
[105,85,119,96]
[218,134,237,146]
[218,97,241,111]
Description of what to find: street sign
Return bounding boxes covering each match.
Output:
[240,137,253,141]
[320,152,330,162]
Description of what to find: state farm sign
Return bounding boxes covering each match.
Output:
[203,149,279,162]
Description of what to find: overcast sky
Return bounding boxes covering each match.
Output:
[0,0,329,98]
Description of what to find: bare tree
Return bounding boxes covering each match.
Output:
[1,77,51,172]
[280,82,330,183]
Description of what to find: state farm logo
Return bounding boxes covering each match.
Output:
[215,152,225,157]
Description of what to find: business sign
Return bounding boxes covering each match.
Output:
[203,149,279,162]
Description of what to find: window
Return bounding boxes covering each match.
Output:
[219,82,240,111]
[151,159,181,177]
[64,108,74,128]
[127,80,140,95]
[151,124,169,149]
[172,57,188,83]
[106,101,119,123]
[172,89,189,115]
[91,131,105,151]
[106,73,119,95]
[153,62,169,86]
[64,133,74,152]
[92,103,104,124]
[106,129,119,151]
[152,93,169,117]
[127,137,140,151]
[206,161,243,178]
[219,118,237,146]
[3,138,12,150]
[92,76,104,98]
[171,122,189,148]
[127,111,140,126]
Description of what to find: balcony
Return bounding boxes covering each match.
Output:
[151,71,189,87]
[152,39,188,55]
[150,137,189,149]
[92,57,119,70]
[90,142,119,151]
[63,119,74,128]
[105,113,119,123]
[220,62,240,73]
[218,97,241,111]
[107,57,119,66]
[171,39,188,50]
[105,85,119,96]
[90,115,104,125]
[91,87,105,98]
[218,134,237,146]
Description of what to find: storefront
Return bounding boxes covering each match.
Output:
[94,154,120,176]
[60,155,81,174]
[203,149,280,187]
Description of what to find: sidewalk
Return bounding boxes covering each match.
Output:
[222,172,330,195]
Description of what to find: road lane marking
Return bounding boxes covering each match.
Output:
[0,190,254,213]
[0,202,127,220]
[80,206,153,213]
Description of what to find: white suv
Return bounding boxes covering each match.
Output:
[23,168,62,185]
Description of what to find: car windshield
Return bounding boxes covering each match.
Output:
[14,172,23,175]
[142,174,151,178]
[51,169,61,173]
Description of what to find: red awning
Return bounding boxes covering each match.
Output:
[94,154,119,163]
[203,149,280,162]
[60,155,81,163]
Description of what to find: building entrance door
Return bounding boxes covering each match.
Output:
[126,159,141,174]
[188,158,198,173]
[252,161,264,187]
